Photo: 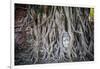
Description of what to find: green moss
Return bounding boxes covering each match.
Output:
[90,8,94,17]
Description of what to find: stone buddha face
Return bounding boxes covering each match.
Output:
[62,32,70,48]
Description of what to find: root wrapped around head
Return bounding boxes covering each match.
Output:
[15,4,94,65]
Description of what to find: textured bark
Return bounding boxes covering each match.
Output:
[15,4,94,65]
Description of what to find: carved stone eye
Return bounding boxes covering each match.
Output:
[62,32,70,48]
